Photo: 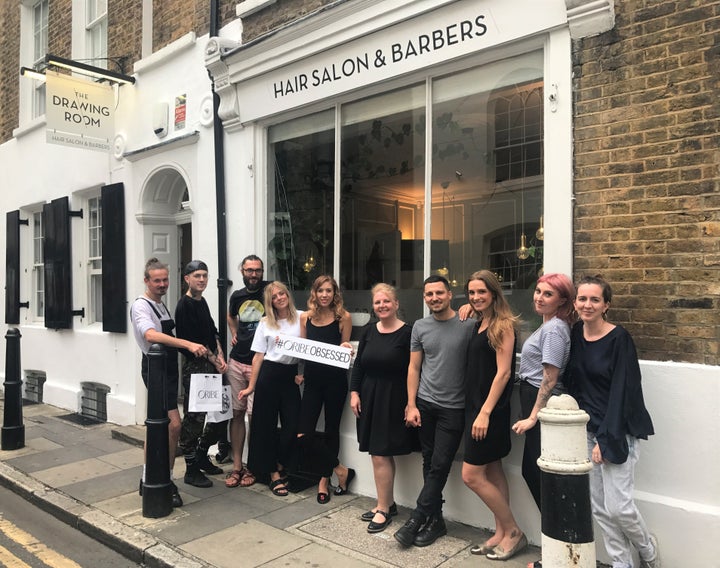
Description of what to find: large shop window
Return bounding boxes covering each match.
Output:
[267,51,544,326]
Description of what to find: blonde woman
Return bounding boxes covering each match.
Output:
[350,284,414,533]
[239,282,302,496]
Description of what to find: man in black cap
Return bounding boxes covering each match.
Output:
[175,260,228,487]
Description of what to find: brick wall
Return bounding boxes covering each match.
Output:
[153,0,236,52]
[572,0,720,365]
[109,0,143,72]
[48,0,71,57]
[241,0,336,43]
[0,2,20,144]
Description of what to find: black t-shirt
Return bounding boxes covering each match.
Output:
[228,282,269,364]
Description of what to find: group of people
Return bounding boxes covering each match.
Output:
[131,258,659,568]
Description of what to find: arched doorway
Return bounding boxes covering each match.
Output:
[136,167,192,307]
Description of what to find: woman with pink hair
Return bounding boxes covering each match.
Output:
[511,273,576,512]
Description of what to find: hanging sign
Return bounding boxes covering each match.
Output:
[45,70,114,152]
[275,334,352,369]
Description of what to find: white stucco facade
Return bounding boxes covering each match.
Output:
[0,1,717,566]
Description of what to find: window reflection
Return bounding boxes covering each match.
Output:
[266,52,544,331]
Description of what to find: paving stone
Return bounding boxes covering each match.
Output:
[179,519,310,567]
[32,456,121,487]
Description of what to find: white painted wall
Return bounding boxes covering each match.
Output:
[336,360,720,567]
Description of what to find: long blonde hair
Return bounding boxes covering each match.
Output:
[466,270,519,352]
[263,281,298,329]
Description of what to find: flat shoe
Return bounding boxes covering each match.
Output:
[361,502,398,521]
[317,491,331,504]
[334,468,356,495]
[487,534,528,561]
[367,510,392,533]
[471,542,496,555]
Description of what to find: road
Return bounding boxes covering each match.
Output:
[0,483,139,567]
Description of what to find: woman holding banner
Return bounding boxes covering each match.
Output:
[350,283,414,533]
[239,282,302,497]
[297,275,355,504]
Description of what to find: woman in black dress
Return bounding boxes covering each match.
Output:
[461,270,527,560]
[297,275,355,504]
[350,283,413,533]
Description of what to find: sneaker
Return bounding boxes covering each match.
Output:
[184,464,213,488]
[413,514,447,547]
[215,444,232,464]
[197,452,223,475]
[640,534,660,568]
[171,482,183,507]
[394,514,426,547]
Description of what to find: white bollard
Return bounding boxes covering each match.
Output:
[537,394,595,568]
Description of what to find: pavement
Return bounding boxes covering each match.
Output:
[0,398,541,568]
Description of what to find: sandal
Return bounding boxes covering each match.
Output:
[239,468,256,487]
[225,470,243,488]
[269,477,289,496]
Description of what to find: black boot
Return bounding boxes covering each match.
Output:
[184,461,213,488]
[196,450,223,475]
[393,513,426,547]
[413,513,447,547]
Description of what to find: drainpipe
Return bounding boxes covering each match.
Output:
[209,0,230,352]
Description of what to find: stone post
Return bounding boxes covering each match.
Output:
[537,394,595,567]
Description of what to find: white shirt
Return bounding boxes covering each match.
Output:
[250,311,303,364]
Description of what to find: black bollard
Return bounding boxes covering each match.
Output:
[2,328,25,450]
[142,343,172,518]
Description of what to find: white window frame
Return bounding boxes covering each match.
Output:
[86,193,103,324]
[85,0,108,69]
[17,0,48,128]
[18,206,46,324]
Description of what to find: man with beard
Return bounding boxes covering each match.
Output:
[394,275,474,548]
[175,260,228,488]
[131,258,208,507]
[223,255,269,488]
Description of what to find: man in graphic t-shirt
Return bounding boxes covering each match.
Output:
[223,255,269,488]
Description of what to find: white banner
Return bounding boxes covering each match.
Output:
[276,335,352,369]
[45,70,113,152]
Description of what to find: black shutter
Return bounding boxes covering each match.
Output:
[101,183,127,333]
[5,211,20,324]
[43,197,72,329]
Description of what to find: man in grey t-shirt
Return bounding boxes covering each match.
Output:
[394,275,473,548]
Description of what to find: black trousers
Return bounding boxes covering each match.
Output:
[519,381,542,510]
[247,361,300,476]
[415,398,464,517]
[297,371,348,477]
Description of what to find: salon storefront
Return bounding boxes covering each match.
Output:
[210,0,582,334]
[207,0,607,547]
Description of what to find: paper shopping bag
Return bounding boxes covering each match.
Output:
[206,385,233,422]
[188,373,223,412]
